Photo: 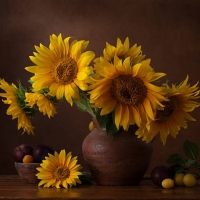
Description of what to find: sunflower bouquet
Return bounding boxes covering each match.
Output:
[0,33,200,147]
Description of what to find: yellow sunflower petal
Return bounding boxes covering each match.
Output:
[115,104,122,129]
[56,85,65,100]
[49,82,60,96]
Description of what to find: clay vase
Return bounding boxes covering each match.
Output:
[82,120,153,186]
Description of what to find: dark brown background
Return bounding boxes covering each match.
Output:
[0,0,200,176]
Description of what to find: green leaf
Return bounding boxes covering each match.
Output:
[185,159,197,168]
[188,160,199,168]
[78,171,92,185]
[183,140,199,160]
[166,140,200,177]
[95,110,119,136]
[75,91,96,117]
[95,110,108,129]
[166,153,185,165]
[106,120,119,135]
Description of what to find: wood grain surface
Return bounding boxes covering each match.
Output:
[0,175,200,200]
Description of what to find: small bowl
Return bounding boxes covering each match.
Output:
[15,162,41,183]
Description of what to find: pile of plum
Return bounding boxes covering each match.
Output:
[13,144,54,163]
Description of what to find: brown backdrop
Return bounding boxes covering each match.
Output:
[0,0,200,176]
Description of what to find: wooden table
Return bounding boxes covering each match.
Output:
[0,175,200,200]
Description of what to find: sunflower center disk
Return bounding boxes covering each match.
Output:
[111,75,147,106]
[155,96,178,122]
[54,57,78,85]
[53,166,70,181]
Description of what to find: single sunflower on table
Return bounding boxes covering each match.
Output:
[36,149,83,188]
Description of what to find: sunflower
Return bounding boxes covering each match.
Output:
[89,56,167,131]
[25,34,95,106]
[0,79,34,134]
[25,92,57,118]
[93,37,145,80]
[136,76,200,145]
[36,150,83,188]
[95,37,145,64]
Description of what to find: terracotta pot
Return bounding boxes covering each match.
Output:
[82,120,153,186]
